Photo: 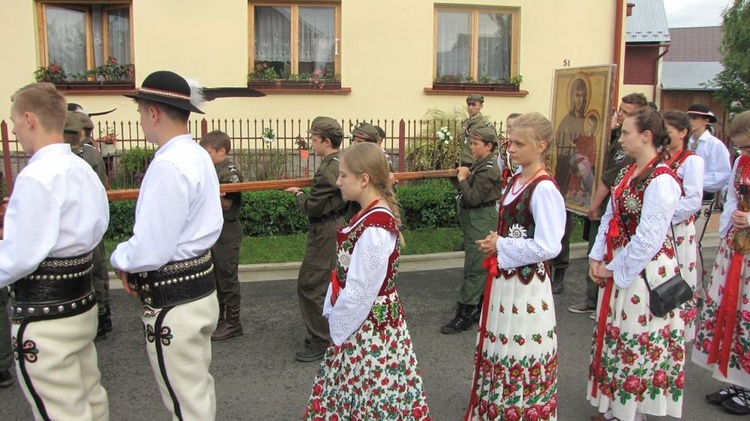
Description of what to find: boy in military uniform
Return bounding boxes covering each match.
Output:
[442,125,502,334]
[200,130,244,341]
[63,112,113,339]
[285,117,347,362]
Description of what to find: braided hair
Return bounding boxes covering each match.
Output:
[339,143,405,246]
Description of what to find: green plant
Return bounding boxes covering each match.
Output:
[261,127,275,143]
[34,64,67,83]
[464,75,475,83]
[248,63,279,81]
[479,74,492,83]
[240,150,288,181]
[397,180,459,229]
[88,56,134,82]
[118,147,156,187]
[296,136,311,150]
[434,74,461,83]
[404,108,465,171]
[240,190,308,236]
[105,200,136,241]
[509,74,523,87]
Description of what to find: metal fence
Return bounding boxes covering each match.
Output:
[1,117,504,195]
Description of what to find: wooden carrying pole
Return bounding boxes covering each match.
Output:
[106,169,457,202]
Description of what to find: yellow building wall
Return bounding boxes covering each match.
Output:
[0,0,619,131]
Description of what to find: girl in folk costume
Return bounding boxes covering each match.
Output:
[693,110,750,416]
[303,143,430,420]
[469,112,565,420]
[588,107,684,421]
[662,110,704,342]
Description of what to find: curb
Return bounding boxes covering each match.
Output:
[108,232,721,288]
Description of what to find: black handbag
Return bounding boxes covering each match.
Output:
[642,226,693,318]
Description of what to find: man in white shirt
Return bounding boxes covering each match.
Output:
[110,71,223,420]
[687,104,731,298]
[1,82,109,420]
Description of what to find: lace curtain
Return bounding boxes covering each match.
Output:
[254,5,334,74]
[436,10,512,81]
[107,7,131,64]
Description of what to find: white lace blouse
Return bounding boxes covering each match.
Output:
[672,154,704,225]
[589,172,681,288]
[323,216,397,346]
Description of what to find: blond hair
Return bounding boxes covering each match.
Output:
[340,143,404,244]
[514,112,554,164]
[11,82,67,134]
[729,110,750,140]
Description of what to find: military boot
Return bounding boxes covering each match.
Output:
[441,303,476,334]
[552,269,565,295]
[96,305,113,340]
[212,305,243,341]
[471,295,483,323]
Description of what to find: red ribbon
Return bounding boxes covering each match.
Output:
[707,248,744,376]
[464,255,499,420]
[330,268,340,306]
[590,214,619,397]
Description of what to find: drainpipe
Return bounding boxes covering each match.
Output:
[612,0,628,108]
[653,43,671,105]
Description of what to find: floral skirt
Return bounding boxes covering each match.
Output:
[303,292,430,420]
[588,251,684,420]
[673,220,699,342]
[693,236,750,389]
[465,272,558,421]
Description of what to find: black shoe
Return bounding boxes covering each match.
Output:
[707,385,742,405]
[453,243,465,251]
[96,309,112,340]
[723,388,750,415]
[441,303,476,334]
[295,345,326,362]
[551,269,565,295]
[0,370,13,388]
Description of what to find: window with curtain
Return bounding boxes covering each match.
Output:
[37,1,133,81]
[435,7,518,83]
[250,2,339,80]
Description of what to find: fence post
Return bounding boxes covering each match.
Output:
[200,118,208,138]
[398,119,405,172]
[1,120,14,196]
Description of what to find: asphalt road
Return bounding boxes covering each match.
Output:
[0,247,742,420]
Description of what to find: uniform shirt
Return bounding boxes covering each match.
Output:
[215,158,243,221]
[688,130,731,193]
[296,151,346,218]
[77,143,108,186]
[458,153,502,207]
[0,143,109,288]
[460,114,490,165]
[110,135,222,273]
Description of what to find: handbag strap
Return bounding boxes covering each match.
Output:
[641,224,681,293]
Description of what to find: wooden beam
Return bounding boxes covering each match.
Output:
[106,170,457,202]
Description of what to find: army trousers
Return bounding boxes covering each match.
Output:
[0,287,12,372]
[458,205,499,306]
[212,220,243,307]
[297,218,341,351]
[91,240,110,315]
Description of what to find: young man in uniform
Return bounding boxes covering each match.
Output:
[200,130,244,341]
[110,71,223,420]
[285,117,347,362]
[442,125,502,334]
[1,82,110,420]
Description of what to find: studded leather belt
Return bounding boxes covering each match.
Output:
[127,252,216,308]
[10,252,97,319]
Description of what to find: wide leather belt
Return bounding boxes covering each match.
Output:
[128,252,215,308]
[10,252,96,319]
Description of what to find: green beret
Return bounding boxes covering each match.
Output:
[352,123,379,142]
[308,116,343,138]
[63,111,83,134]
[74,111,94,130]
[466,94,484,104]
[470,125,498,145]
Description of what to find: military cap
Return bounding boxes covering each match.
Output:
[352,123,379,142]
[74,111,95,130]
[308,116,343,138]
[470,125,498,146]
[466,94,484,104]
[63,111,83,134]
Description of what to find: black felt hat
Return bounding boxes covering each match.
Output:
[686,104,717,123]
[124,70,204,114]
